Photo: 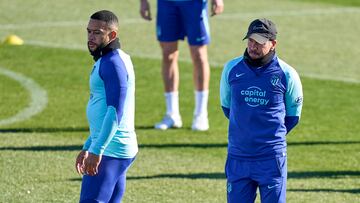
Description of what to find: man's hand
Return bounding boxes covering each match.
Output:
[140,0,152,21]
[75,150,88,175]
[211,0,224,17]
[83,152,102,176]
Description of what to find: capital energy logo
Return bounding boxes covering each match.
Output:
[241,86,269,107]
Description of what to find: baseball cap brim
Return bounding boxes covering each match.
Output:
[248,33,269,44]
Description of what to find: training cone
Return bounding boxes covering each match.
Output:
[2,34,24,45]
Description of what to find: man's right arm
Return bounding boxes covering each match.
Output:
[211,0,224,16]
[82,136,92,151]
[220,61,232,119]
[75,150,88,174]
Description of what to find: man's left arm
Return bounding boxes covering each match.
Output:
[285,68,303,134]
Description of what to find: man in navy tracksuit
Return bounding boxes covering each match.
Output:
[220,18,303,203]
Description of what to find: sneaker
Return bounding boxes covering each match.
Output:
[191,115,209,131]
[154,115,182,130]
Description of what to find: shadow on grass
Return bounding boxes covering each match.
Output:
[0,125,200,132]
[288,171,360,179]
[125,171,360,180]
[69,173,226,182]
[0,145,82,151]
[1,140,360,151]
[288,141,360,146]
[0,127,88,133]
[1,127,359,148]
[69,171,360,181]
[139,141,360,148]
[127,172,225,180]
[69,177,359,194]
[69,171,360,194]
[140,143,227,148]
[288,188,360,194]
[0,143,225,151]
[0,125,164,133]
[69,175,360,194]
[135,125,157,130]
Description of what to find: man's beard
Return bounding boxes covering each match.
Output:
[244,48,275,68]
[87,38,120,61]
[88,42,106,56]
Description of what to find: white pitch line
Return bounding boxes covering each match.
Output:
[216,7,360,20]
[0,19,147,30]
[25,39,196,63]
[0,7,359,30]
[26,40,87,50]
[0,67,48,126]
[24,40,359,84]
[298,71,360,84]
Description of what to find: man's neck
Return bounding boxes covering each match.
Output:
[243,49,275,68]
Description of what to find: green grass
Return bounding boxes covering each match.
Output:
[295,0,360,7]
[0,0,360,202]
[1,0,360,83]
[0,45,359,202]
[0,74,28,120]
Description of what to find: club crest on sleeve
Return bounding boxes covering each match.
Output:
[295,96,303,104]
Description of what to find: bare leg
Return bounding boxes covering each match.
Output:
[160,42,179,92]
[189,45,210,91]
[154,41,183,130]
[189,45,210,131]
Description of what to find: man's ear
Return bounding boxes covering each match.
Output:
[271,40,277,48]
[109,30,117,40]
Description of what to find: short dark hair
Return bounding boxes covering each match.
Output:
[90,10,118,29]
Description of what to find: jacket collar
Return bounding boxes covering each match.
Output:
[243,48,275,68]
[90,38,121,61]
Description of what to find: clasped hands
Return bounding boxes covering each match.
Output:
[75,150,102,176]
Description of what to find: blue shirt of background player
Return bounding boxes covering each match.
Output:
[220,49,303,160]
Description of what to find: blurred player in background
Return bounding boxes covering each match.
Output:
[75,10,138,203]
[220,18,303,203]
[140,0,224,131]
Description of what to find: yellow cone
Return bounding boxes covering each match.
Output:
[3,35,24,45]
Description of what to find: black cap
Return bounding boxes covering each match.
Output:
[243,18,277,44]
